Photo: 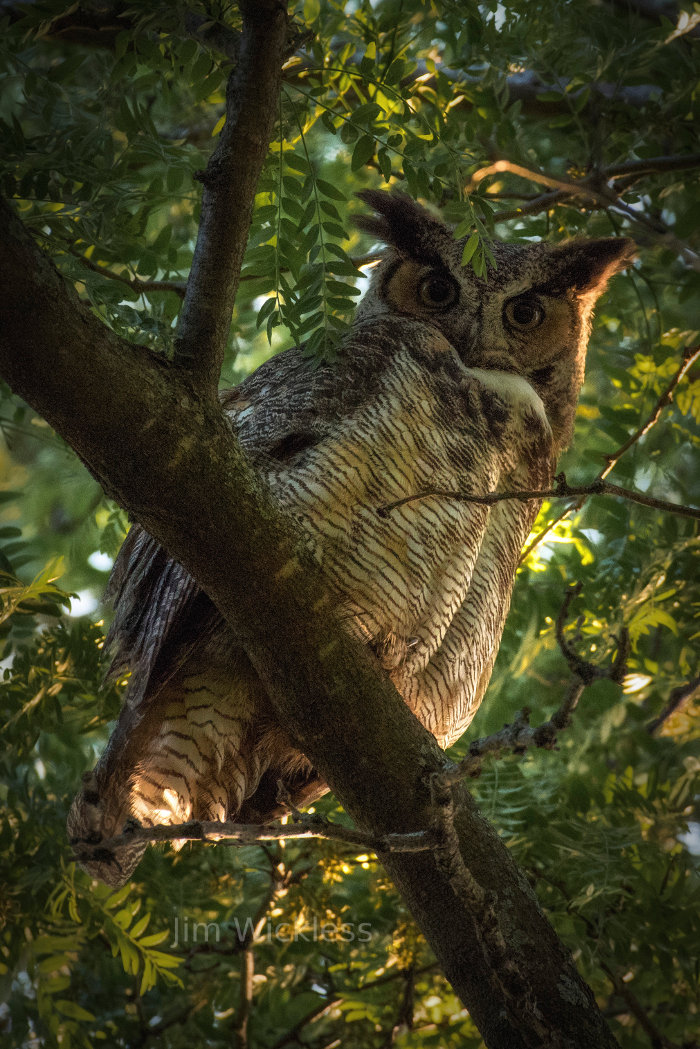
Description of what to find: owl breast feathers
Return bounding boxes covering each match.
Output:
[68,191,634,884]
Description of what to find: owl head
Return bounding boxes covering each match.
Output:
[354,190,635,449]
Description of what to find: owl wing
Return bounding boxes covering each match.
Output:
[105,340,376,706]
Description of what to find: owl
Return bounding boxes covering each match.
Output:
[68,191,634,885]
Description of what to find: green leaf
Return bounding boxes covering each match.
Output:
[316,179,347,201]
[351,135,376,172]
[461,232,480,267]
[54,999,95,1021]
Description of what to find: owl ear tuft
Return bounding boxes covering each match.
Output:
[353,190,453,264]
[550,237,636,296]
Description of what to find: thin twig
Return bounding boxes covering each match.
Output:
[441,584,629,785]
[599,343,700,479]
[72,817,434,868]
[377,473,700,520]
[647,674,700,734]
[69,249,187,298]
[603,152,700,181]
[520,344,700,561]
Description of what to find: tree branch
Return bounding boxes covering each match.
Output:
[67,248,186,298]
[70,816,434,864]
[520,342,700,561]
[377,472,700,521]
[478,158,700,268]
[647,674,700,735]
[171,0,289,395]
[599,343,700,479]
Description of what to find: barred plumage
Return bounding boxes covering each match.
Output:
[68,191,634,884]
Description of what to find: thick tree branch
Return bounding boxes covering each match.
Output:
[0,193,620,1048]
[171,0,288,395]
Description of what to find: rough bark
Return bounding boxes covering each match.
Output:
[171,0,289,395]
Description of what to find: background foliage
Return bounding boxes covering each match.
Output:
[1,1,698,1046]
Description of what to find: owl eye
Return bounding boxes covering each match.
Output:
[418,273,458,310]
[504,296,545,331]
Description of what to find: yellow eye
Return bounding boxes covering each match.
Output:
[504,296,545,331]
[418,273,458,309]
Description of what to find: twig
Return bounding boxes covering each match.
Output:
[377,473,700,521]
[440,685,586,785]
[441,584,629,785]
[71,816,434,869]
[555,582,630,686]
[520,344,700,561]
[647,674,700,734]
[599,343,700,479]
[234,946,254,1049]
[69,249,186,298]
[387,966,415,1043]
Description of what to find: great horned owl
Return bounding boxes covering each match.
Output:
[68,191,633,885]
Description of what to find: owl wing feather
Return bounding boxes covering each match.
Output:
[104,340,376,712]
[105,325,406,712]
